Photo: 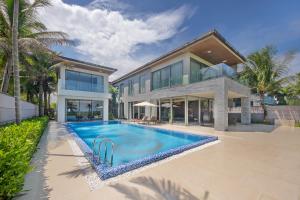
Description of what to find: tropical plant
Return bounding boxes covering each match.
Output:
[0,116,48,199]
[239,46,294,117]
[0,0,70,94]
[109,85,118,118]
[23,52,57,116]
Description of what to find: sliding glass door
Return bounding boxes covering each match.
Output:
[66,99,103,121]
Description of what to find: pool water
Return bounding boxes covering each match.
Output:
[68,121,216,168]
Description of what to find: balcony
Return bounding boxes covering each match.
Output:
[199,63,237,81]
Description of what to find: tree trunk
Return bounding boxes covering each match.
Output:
[39,82,44,116]
[260,93,267,120]
[0,58,12,93]
[12,0,21,124]
[48,92,51,111]
[44,90,48,116]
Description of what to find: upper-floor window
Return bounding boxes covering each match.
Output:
[139,74,146,94]
[151,61,183,90]
[119,83,124,97]
[190,58,209,83]
[65,70,104,92]
[128,80,134,96]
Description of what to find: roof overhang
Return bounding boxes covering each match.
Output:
[112,30,245,84]
[52,56,117,75]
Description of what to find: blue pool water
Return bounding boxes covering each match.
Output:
[68,121,217,168]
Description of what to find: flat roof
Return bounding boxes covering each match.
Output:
[112,29,245,84]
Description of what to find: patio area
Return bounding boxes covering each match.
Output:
[17,121,300,200]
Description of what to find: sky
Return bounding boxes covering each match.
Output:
[38,0,300,80]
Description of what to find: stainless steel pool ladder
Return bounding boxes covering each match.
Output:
[92,136,115,166]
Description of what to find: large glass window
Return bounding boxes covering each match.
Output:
[190,58,209,83]
[65,70,104,92]
[151,61,183,90]
[128,80,134,96]
[119,84,124,97]
[66,99,103,121]
[151,70,161,90]
[170,62,183,86]
[139,74,146,94]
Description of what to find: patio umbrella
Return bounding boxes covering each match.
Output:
[133,101,157,118]
[133,101,157,107]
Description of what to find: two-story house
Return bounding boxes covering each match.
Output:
[112,30,251,131]
[54,56,117,122]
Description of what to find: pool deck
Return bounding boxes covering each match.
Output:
[16,121,300,200]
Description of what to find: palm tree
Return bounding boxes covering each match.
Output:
[239,46,294,118]
[0,0,70,94]
[24,52,57,116]
[12,0,21,123]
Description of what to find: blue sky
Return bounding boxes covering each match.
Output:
[39,0,300,79]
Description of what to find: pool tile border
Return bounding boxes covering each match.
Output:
[66,121,218,180]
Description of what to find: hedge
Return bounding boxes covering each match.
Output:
[0,117,49,200]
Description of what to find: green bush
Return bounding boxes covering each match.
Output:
[0,117,49,200]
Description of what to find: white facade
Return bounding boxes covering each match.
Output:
[55,59,116,123]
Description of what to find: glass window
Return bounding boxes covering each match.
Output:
[65,70,104,93]
[65,99,104,121]
[128,80,134,96]
[170,62,183,86]
[119,84,124,97]
[65,70,79,90]
[66,99,79,121]
[79,73,92,91]
[161,67,170,88]
[151,70,160,90]
[190,58,209,83]
[139,74,146,93]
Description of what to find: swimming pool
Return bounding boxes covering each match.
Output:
[67,121,218,180]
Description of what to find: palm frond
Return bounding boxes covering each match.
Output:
[0,0,10,27]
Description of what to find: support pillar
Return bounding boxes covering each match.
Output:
[138,106,140,119]
[214,85,228,131]
[241,97,251,124]
[184,96,188,125]
[158,99,161,121]
[170,98,173,123]
[198,98,202,125]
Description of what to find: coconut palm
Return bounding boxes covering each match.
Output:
[239,46,294,118]
[23,52,58,116]
[0,0,70,94]
[11,0,21,123]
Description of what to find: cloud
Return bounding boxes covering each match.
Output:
[38,0,191,80]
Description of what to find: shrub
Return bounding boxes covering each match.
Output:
[0,117,49,200]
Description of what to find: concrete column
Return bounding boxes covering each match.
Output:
[103,99,109,121]
[198,98,202,125]
[170,98,173,123]
[117,102,120,118]
[158,99,161,121]
[214,85,228,131]
[57,96,65,123]
[184,96,188,125]
[138,107,140,119]
[241,97,251,124]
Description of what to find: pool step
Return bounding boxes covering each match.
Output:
[92,137,115,167]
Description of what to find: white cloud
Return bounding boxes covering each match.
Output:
[38,0,190,80]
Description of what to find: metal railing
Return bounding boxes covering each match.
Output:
[92,137,115,167]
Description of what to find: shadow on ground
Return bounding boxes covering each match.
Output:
[111,176,209,200]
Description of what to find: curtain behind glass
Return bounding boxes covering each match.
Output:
[170,62,183,86]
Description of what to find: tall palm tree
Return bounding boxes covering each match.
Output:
[239,46,294,118]
[24,52,57,116]
[12,0,20,123]
[0,0,70,94]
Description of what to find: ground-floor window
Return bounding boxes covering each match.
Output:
[66,99,103,121]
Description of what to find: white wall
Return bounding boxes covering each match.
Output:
[0,93,38,124]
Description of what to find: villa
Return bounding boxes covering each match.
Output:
[112,30,251,131]
[53,56,117,122]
